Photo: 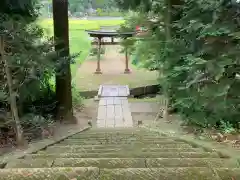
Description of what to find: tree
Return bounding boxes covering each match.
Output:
[0,0,58,146]
[0,36,24,146]
[52,0,74,122]
[117,0,240,130]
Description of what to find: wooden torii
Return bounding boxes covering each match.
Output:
[86,30,135,74]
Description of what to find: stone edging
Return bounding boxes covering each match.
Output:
[0,126,91,167]
[80,84,160,98]
[142,126,240,167]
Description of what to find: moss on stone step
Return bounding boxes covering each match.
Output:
[0,167,99,180]
[0,167,239,180]
[54,158,237,168]
[66,137,171,143]
[99,167,219,180]
[53,158,146,168]
[59,139,184,145]
[81,128,143,133]
[50,143,193,149]
[146,158,238,168]
[6,157,237,169]
[44,147,203,154]
[69,135,168,139]
[28,152,219,159]
[216,168,240,180]
[5,158,53,168]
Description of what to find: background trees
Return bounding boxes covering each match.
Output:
[117,0,240,131]
[41,0,121,17]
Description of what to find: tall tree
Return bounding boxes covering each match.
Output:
[52,0,73,122]
[0,35,25,146]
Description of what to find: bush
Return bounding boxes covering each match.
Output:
[157,0,240,129]
[117,0,240,130]
[90,47,105,56]
[72,83,84,109]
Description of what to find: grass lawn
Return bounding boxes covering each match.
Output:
[40,18,124,77]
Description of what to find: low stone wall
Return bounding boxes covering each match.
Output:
[79,84,160,98]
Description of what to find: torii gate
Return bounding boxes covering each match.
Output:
[86,30,135,74]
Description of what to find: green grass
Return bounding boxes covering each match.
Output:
[40,18,124,77]
[95,11,124,17]
[40,19,124,31]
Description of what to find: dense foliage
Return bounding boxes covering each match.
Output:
[0,0,58,146]
[41,0,121,17]
[118,0,240,130]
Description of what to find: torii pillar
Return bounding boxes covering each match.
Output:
[124,37,131,74]
[95,37,102,74]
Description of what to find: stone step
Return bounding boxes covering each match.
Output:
[67,136,169,141]
[70,133,167,139]
[0,167,99,179]
[216,168,240,180]
[27,152,219,159]
[99,168,240,180]
[5,158,54,168]
[0,167,239,180]
[78,129,155,135]
[5,158,237,169]
[63,138,176,142]
[83,127,139,132]
[43,147,203,154]
[49,143,194,149]
[53,158,238,168]
[59,139,185,145]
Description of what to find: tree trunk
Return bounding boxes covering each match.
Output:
[0,36,25,147]
[52,0,73,122]
[162,0,172,122]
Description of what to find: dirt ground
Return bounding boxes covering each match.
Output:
[74,45,158,91]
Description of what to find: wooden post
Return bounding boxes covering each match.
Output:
[0,36,25,146]
[124,39,131,74]
[52,0,74,122]
[95,37,102,74]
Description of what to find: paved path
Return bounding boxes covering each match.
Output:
[96,85,133,128]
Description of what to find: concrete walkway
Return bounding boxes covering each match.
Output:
[96,85,133,128]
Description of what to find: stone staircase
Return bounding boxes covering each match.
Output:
[0,128,239,179]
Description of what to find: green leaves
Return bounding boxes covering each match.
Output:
[122,0,240,129]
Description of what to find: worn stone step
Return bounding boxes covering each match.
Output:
[63,138,176,142]
[67,136,169,141]
[27,152,219,159]
[5,158,54,168]
[79,131,161,136]
[53,158,237,168]
[145,158,238,168]
[216,168,240,180]
[0,167,99,179]
[0,167,239,180]
[70,134,167,139]
[99,168,220,180]
[44,147,203,154]
[67,134,171,139]
[6,158,236,169]
[59,139,184,145]
[50,143,194,149]
[82,128,141,133]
